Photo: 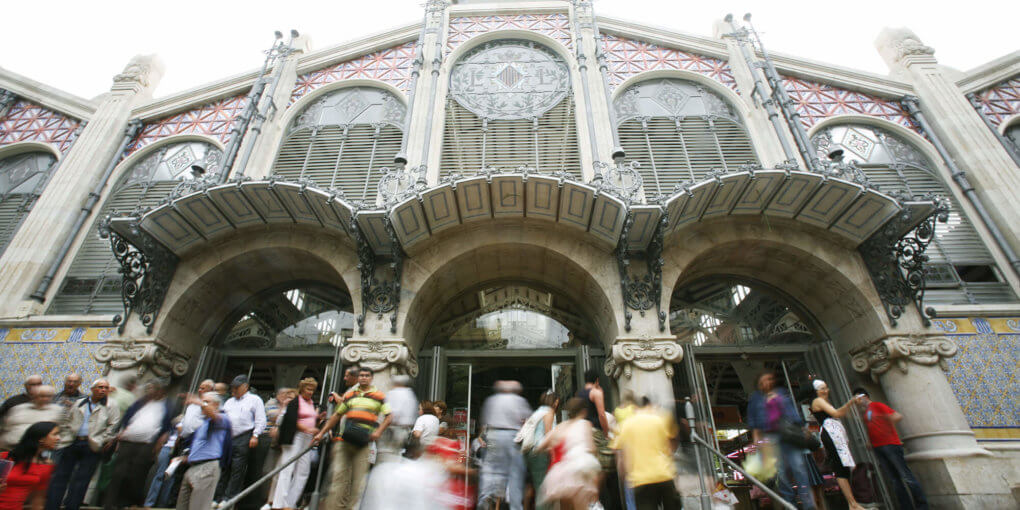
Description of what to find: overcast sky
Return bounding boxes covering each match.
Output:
[3,0,1017,100]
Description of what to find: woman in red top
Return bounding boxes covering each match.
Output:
[0,421,60,510]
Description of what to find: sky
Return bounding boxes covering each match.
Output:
[2,0,1017,100]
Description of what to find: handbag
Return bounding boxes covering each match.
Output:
[342,420,373,447]
[777,420,821,450]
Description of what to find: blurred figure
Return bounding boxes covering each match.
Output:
[1,385,61,451]
[519,391,558,510]
[382,375,418,462]
[315,367,393,510]
[176,392,232,510]
[536,397,600,510]
[46,379,119,510]
[53,374,84,409]
[214,383,229,405]
[0,421,60,510]
[104,379,173,510]
[412,400,440,457]
[853,387,929,510]
[0,375,42,422]
[271,378,319,510]
[216,375,266,502]
[747,371,816,510]
[433,400,449,431]
[358,438,454,510]
[93,373,138,504]
[613,398,680,510]
[261,388,295,510]
[477,381,530,510]
[180,380,215,443]
[810,380,864,510]
[108,374,138,414]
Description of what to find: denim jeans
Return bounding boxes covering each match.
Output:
[769,433,816,510]
[478,429,525,510]
[145,444,176,507]
[45,440,102,510]
[875,444,928,510]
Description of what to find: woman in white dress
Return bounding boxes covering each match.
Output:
[811,379,865,510]
[535,397,601,510]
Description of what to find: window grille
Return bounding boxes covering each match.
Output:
[812,124,1017,305]
[49,142,222,315]
[0,151,57,257]
[272,87,405,204]
[614,79,758,198]
[440,39,579,178]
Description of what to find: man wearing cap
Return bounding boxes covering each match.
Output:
[216,375,266,501]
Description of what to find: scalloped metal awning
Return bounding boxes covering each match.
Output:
[106,170,935,258]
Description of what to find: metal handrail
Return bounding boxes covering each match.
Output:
[684,399,796,510]
[216,439,320,510]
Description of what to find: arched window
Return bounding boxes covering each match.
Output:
[50,141,222,314]
[812,124,1016,304]
[272,87,405,204]
[1004,120,1020,155]
[440,40,580,177]
[0,151,57,256]
[614,79,758,198]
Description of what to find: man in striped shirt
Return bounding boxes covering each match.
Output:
[314,367,392,510]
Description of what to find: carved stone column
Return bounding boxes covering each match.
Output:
[604,337,682,409]
[341,337,419,392]
[94,338,190,384]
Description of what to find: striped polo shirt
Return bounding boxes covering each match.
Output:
[335,386,390,430]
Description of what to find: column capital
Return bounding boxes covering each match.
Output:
[604,337,683,379]
[110,54,164,95]
[850,333,957,382]
[876,27,936,70]
[341,338,419,377]
[94,337,189,380]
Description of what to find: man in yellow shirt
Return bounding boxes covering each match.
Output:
[612,398,680,510]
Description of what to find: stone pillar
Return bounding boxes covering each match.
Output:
[713,19,792,168]
[413,1,449,184]
[341,337,419,393]
[242,34,312,180]
[876,28,1020,257]
[851,333,1017,507]
[0,55,163,317]
[603,337,682,410]
[572,0,616,172]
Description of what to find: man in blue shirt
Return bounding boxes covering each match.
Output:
[178,392,232,510]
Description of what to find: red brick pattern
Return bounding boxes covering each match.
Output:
[601,34,737,91]
[447,14,573,53]
[127,94,249,155]
[782,76,919,133]
[973,75,1020,127]
[0,100,81,153]
[291,41,418,102]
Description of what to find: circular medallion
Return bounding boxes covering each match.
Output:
[449,40,570,120]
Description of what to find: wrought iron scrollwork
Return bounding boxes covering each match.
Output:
[615,211,668,332]
[99,217,179,334]
[351,211,403,334]
[858,197,949,326]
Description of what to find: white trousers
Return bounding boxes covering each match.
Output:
[271,432,313,508]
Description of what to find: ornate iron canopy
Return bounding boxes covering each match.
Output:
[449,39,570,120]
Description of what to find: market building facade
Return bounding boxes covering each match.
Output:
[0,0,1018,507]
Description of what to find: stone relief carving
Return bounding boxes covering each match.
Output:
[112,55,159,88]
[341,339,419,377]
[604,338,683,379]
[850,334,957,382]
[883,28,935,63]
[94,338,190,379]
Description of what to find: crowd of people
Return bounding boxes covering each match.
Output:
[0,366,930,510]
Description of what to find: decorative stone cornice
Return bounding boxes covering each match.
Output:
[341,339,419,377]
[604,338,683,379]
[94,338,189,379]
[850,334,957,382]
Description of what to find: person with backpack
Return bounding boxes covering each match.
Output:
[517,391,558,510]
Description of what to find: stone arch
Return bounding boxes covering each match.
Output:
[997,112,1020,135]
[807,114,942,169]
[280,78,409,129]
[147,225,361,359]
[661,215,904,355]
[398,220,623,351]
[0,141,62,161]
[112,134,225,187]
[444,29,577,72]
[611,69,752,121]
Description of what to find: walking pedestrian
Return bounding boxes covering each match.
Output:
[612,398,681,510]
[53,374,84,409]
[810,380,864,510]
[477,380,531,510]
[0,422,60,510]
[314,367,393,510]
[382,375,417,462]
[180,380,215,444]
[271,378,319,510]
[536,397,600,510]
[852,387,929,510]
[104,380,174,510]
[0,375,42,422]
[176,392,232,510]
[144,422,181,508]
[216,375,267,502]
[519,391,558,510]
[747,371,816,510]
[214,383,229,406]
[45,379,120,510]
[1,385,61,451]
[410,400,440,457]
